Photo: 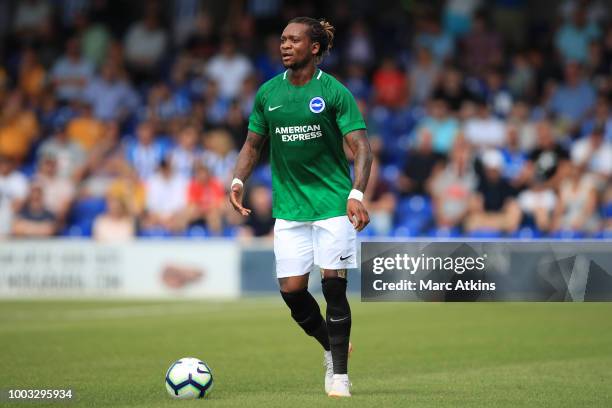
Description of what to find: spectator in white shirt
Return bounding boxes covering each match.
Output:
[0,155,29,238]
[143,159,188,233]
[124,6,168,81]
[570,123,612,186]
[517,174,557,233]
[205,36,253,100]
[464,100,506,148]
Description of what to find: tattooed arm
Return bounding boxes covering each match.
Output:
[344,129,373,231]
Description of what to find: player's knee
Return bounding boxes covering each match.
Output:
[322,277,350,316]
[280,288,324,335]
[322,277,347,304]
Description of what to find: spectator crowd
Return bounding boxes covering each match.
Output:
[0,0,610,241]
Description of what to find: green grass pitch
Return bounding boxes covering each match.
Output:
[1,299,611,407]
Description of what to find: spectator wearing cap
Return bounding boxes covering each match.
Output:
[0,155,29,238]
[11,183,57,238]
[465,149,521,233]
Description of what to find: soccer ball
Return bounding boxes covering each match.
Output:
[165,357,213,399]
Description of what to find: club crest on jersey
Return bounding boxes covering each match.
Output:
[309,97,325,113]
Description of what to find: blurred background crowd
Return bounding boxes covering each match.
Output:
[0,0,611,241]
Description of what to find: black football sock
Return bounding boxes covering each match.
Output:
[280,288,330,351]
[322,277,351,374]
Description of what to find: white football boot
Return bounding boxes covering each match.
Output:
[327,374,351,398]
[324,350,334,393]
[324,343,353,394]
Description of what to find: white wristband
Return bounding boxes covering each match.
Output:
[348,189,364,202]
[231,178,244,189]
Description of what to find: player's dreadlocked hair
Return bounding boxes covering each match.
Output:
[288,17,335,63]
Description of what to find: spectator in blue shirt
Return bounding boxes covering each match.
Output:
[555,7,600,63]
[549,61,596,126]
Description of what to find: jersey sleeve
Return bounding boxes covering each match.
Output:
[333,84,367,136]
[247,87,269,137]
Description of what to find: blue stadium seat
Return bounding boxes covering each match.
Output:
[222,226,238,237]
[425,227,461,238]
[550,230,586,239]
[357,225,376,238]
[467,229,503,239]
[251,165,272,187]
[381,164,400,185]
[65,198,107,238]
[510,226,543,239]
[138,227,172,238]
[70,198,107,223]
[392,225,418,237]
[595,230,612,239]
[395,195,433,235]
[61,225,86,237]
[186,225,208,238]
[603,203,612,218]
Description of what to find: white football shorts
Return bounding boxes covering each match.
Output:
[274,215,357,278]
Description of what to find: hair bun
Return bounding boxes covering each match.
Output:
[319,19,335,50]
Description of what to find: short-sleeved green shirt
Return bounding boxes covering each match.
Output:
[248,69,366,221]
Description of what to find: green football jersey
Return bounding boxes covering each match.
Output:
[248,69,367,221]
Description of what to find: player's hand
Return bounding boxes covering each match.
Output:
[347,199,369,232]
[229,184,251,216]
